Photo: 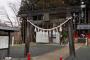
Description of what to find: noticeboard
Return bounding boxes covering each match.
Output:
[77,24,90,30]
[0,36,9,49]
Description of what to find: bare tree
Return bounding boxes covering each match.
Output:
[9,3,20,27]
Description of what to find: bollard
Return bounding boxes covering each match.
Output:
[60,56,62,60]
[27,53,31,60]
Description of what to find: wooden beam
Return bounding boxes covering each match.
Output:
[0,26,19,31]
[19,6,81,16]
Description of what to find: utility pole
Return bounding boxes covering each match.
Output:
[68,18,76,60]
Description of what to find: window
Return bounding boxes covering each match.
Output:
[33,15,43,20]
[33,16,37,20]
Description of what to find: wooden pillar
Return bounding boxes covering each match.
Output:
[68,19,76,59]
[21,17,25,43]
[7,31,10,57]
[22,17,30,56]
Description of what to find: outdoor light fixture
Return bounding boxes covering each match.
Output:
[81,1,86,8]
[80,0,87,23]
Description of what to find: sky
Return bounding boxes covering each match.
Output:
[0,0,21,27]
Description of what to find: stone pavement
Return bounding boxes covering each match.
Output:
[3,43,82,60]
[31,43,82,60]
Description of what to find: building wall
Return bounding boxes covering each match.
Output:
[13,31,22,44]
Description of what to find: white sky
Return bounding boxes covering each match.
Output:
[0,0,21,27]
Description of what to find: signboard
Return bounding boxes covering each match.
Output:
[0,36,9,49]
[77,24,90,29]
[36,31,60,43]
[36,31,49,43]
